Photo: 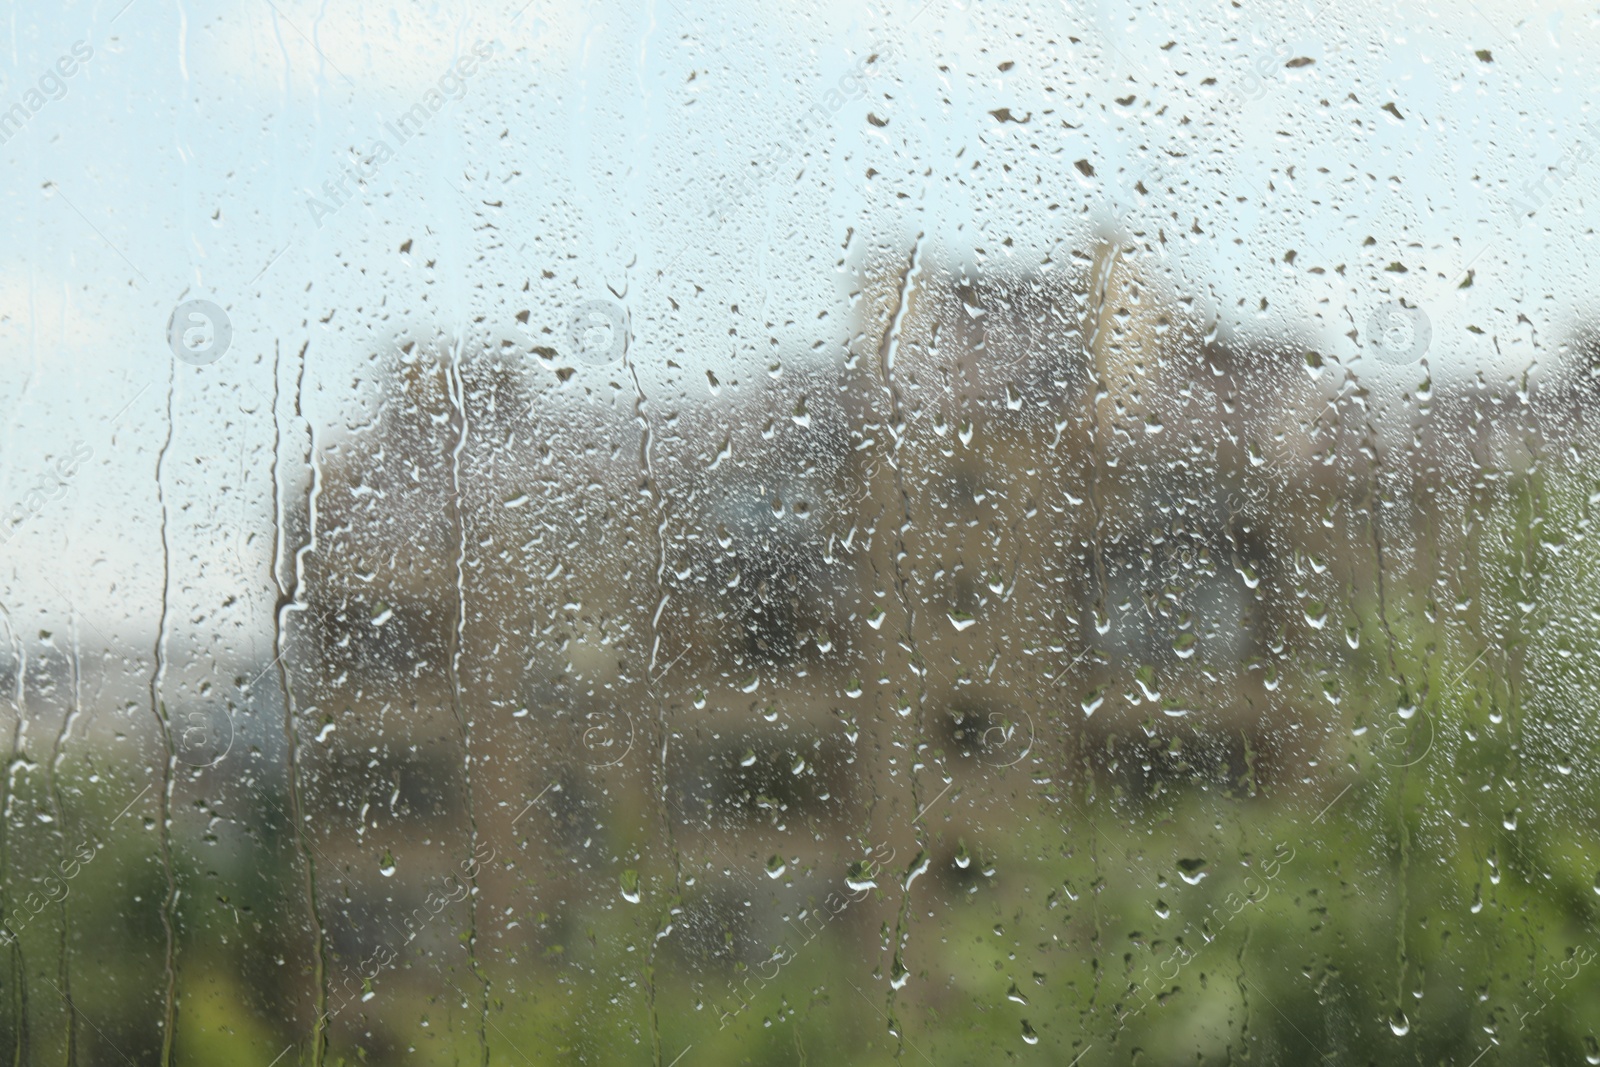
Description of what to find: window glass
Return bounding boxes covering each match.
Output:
[2,0,1595,1063]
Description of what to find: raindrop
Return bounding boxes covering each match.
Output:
[1389,1009,1410,1037]
[1021,1020,1039,1045]
[846,860,878,892]
[903,851,931,890]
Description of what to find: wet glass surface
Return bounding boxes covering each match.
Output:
[3,0,1599,1063]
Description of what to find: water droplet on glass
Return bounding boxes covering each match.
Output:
[846,860,878,892]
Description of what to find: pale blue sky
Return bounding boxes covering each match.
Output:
[0,0,1592,628]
